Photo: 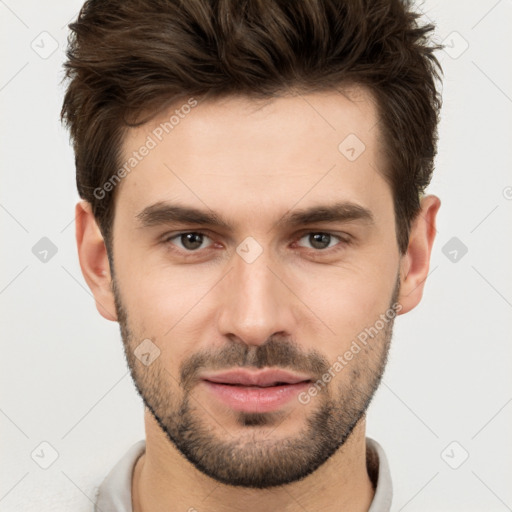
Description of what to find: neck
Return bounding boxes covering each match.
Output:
[132,409,374,512]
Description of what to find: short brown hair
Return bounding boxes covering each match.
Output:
[61,0,443,255]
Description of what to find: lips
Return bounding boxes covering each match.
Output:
[201,368,312,387]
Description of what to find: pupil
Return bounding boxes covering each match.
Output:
[310,233,330,249]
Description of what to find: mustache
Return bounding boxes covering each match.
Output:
[180,335,330,391]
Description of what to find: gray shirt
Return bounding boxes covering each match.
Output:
[94,437,392,511]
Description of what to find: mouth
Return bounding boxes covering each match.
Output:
[200,368,313,387]
[206,381,310,387]
[200,369,313,413]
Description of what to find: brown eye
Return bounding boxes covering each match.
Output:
[297,232,342,250]
[165,232,213,251]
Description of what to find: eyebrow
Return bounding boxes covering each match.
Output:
[135,200,375,231]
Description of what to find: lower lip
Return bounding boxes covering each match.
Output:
[202,380,311,413]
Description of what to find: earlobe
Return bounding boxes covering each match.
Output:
[75,200,118,322]
[397,195,441,315]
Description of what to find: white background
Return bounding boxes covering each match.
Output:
[1,0,511,510]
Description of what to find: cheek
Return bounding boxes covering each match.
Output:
[295,264,396,351]
[115,261,220,362]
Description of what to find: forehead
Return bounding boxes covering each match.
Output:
[115,88,390,230]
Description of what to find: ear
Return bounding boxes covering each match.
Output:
[75,200,118,321]
[397,194,441,315]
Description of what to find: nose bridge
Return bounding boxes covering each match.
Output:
[217,240,292,346]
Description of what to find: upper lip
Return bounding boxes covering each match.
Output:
[201,369,312,387]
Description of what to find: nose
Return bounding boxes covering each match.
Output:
[216,244,296,347]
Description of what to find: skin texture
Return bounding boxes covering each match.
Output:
[76,88,440,512]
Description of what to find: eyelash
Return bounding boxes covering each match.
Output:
[161,231,352,257]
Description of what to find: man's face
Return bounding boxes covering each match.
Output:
[110,89,402,488]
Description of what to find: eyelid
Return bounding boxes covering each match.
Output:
[294,229,351,241]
